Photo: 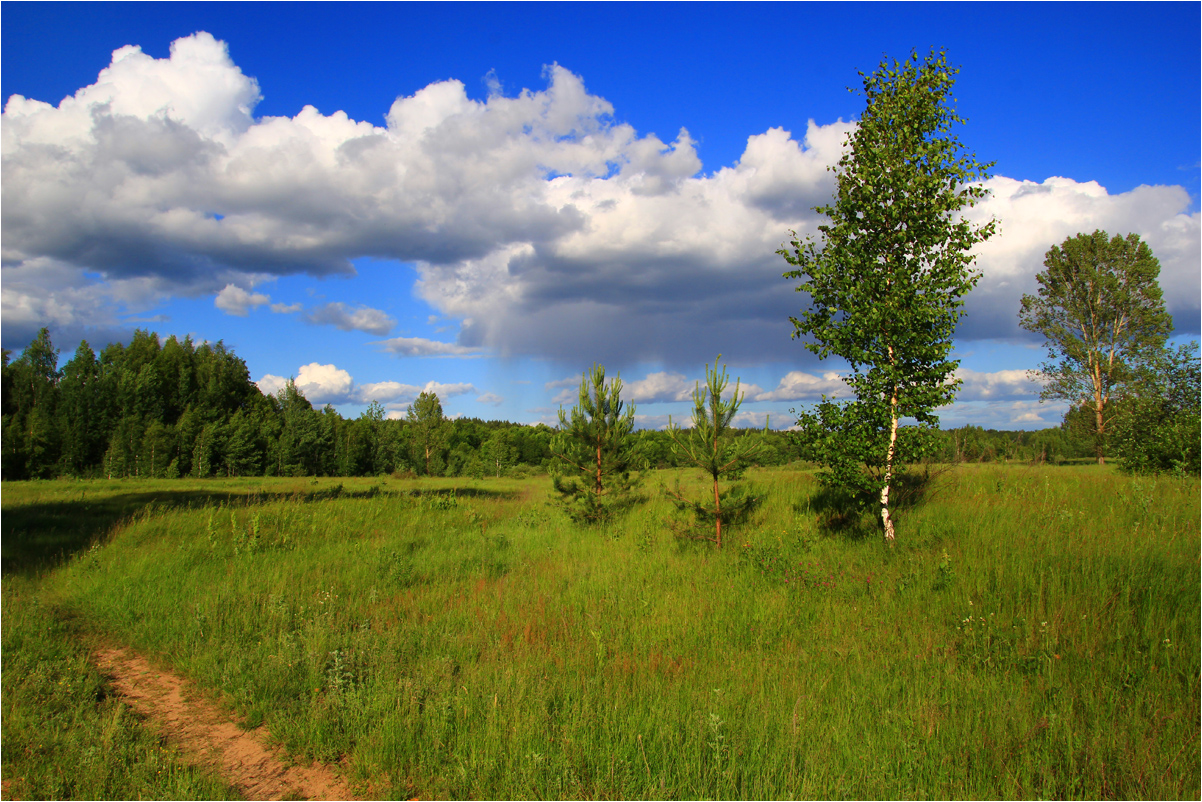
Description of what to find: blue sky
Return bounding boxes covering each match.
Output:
[3,2,1199,430]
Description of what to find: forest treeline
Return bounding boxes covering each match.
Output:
[2,328,1098,482]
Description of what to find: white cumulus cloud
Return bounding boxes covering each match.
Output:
[624,371,694,403]
[214,283,270,316]
[256,364,479,408]
[939,398,1069,430]
[546,375,582,390]
[302,301,395,335]
[951,368,1044,401]
[254,373,288,397]
[254,363,354,405]
[751,370,848,402]
[960,177,1200,339]
[3,31,1197,364]
[354,381,412,403]
[295,363,355,404]
[372,337,483,357]
[358,380,475,405]
[476,392,504,406]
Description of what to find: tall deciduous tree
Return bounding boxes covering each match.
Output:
[779,49,996,543]
[1018,230,1174,465]
[549,364,643,523]
[665,357,765,548]
[482,427,518,478]
[407,391,447,476]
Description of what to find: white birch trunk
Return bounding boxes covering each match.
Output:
[880,386,900,544]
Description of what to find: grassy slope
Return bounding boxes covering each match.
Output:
[2,465,1198,799]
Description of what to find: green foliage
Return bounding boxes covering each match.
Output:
[779,49,995,542]
[57,340,105,475]
[549,364,644,523]
[1,328,276,480]
[357,400,397,476]
[664,357,766,547]
[1112,342,1201,475]
[407,391,447,476]
[0,329,564,482]
[793,399,939,512]
[276,379,327,477]
[482,428,519,478]
[935,424,1095,465]
[2,327,62,478]
[1019,230,1174,464]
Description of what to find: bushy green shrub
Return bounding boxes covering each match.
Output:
[1113,343,1200,475]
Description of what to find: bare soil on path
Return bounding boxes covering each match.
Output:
[93,646,358,801]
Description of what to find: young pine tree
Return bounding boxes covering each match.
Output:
[665,357,766,548]
[549,364,644,523]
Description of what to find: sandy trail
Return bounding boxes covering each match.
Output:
[93,646,357,801]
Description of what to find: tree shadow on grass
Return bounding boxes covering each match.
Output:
[403,487,516,500]
[2,482,518,577]
[797,468,946,541]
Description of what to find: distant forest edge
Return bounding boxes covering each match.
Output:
[2,328,1106,481]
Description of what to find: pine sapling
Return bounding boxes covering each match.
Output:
[549,364,645,524]
[665,357,767,547]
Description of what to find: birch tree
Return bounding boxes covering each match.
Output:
[1018,230,1173,465]
[779,49,996,543]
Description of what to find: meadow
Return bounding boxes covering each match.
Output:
[2,463,1199,800]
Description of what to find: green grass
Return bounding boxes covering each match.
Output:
[3,465,1198,799]
[2,573,240,800]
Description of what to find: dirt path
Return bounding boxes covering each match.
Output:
[93,646,357,801]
